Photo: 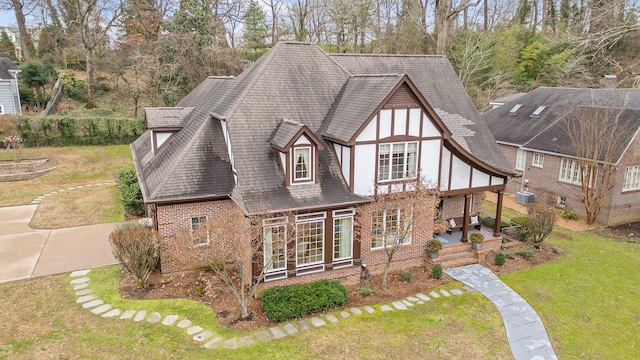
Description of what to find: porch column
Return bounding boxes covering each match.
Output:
[494,190,504,237]
[461,194,470,243]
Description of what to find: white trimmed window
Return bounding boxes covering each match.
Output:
[371,209,411,249]
[515,149,526,171]
[190,216,209,245]
[559,158,581,185]
[263,217,287,272]
[557,196,566,208]
[378,142,418,182]
[0,104,5,115]
[532,153,544,168]
[295,212,325,266]
[333,210,354,261]
[623,165,640,191]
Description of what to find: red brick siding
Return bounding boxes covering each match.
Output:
[498,143,640,225]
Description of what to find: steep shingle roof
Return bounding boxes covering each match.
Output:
[483,87,640,162]
[132,42,514,212]
[145,107,194,128]
[330,54,515,174]
[324,74,404,143]
[0,57,18,79]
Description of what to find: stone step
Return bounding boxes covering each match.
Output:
[438,251,476,262]
[439,256,478,269]
[439,243,473,255]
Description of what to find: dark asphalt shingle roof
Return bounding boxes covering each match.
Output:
[483,87,640,162]
[0,57,18,79]
[330,54,515,174]
[132,42,514,212]
[324,74,404,143]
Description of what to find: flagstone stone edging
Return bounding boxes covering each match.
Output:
[70,269,474,350]
[31,181,117,205]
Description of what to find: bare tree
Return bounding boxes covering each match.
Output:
[522,203,556,248]
[361,177,439,290]
[435,0,480,54]
[189,208,295,320]
[1,0,34,59]
[563,104,633,224]
[70,0,123,108]
[262,0,283,45]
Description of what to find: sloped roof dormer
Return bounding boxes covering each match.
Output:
[145,107,194,154]
[323,74,452,145]
[270,118,324,152]
[270,119,325,186]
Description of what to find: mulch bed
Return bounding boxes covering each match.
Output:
[118,242,560,331]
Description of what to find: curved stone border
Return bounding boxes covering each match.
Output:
[32,181,117,205]
[70,269,474,351]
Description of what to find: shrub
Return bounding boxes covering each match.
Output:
[399,271,415,282]
[481,216,512,229]
[118,170,145,216]
[523,203,558,248]
[426,239,443,252]
[494,252,506,266]
[109,224,159,289]
[516,248,534,259]
[359,284,375,296]
[431,264,443,279]
[510,216,529,225]
[261,280,348,322]
[561,209,578,220]
[469,232,484,243]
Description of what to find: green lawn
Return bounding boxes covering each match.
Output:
[0,145,134,207]
[501,228,640,359]
[0,267,512,359]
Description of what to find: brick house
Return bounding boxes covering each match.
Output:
[483,87,640,226]
[131,42,515,286]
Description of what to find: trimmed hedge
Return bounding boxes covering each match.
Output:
[510,216,529,225]
[261,279,348,322]
[481,216,512,229]
[15,115,146,147]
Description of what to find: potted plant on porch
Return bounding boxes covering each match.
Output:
[426,239,443,259]
[470,232,484,251]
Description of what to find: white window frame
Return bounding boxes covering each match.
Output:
[556,196,566,208]
[333,209,354,261]
[295,212,326,267]
[371,208,412,250]
[532,153,544,168]
[291,146,314,184]
[559,158,582,185]
[623,165,640,191]
[378,141,418,182]
[263,217,288,273]
[0,104,5,115]
[515,149,526,171]
[190,215,209,246]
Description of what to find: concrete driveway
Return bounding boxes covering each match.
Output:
[0,205,118,283]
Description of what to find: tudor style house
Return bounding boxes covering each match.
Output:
[483,87,640,226]
[131,42,515,286]
[0,57,21,115]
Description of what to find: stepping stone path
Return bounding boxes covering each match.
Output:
[31,182,117,205]
[69,269,475,351]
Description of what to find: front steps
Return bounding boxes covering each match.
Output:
[426,237,503,268]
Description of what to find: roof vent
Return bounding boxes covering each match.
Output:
[509,104,523,115]
[531,106,547,117]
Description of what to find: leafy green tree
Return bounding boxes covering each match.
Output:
[242,0,269,61]
[18,59,58,108]
[0,31,16,61]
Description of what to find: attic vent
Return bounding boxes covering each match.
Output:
[509,104,523,115]
[531,106,547,117]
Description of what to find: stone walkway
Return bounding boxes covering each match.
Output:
[69,270,474,350]
[445,264,557,360]
[30,181,117,205]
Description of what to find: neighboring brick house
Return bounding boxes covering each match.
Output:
[483,87,640,226]
[131,42,515,287]
[0,57,21,115]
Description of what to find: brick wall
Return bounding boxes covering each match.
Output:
[156,191,439,287]
[498,143,640,226]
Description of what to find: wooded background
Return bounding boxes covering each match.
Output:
[3,0,639,114]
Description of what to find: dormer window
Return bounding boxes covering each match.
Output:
[294,146,312,181]
[151,129,179,154]
[270,119,324,186]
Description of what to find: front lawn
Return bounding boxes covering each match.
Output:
[0,266,512,359]
[501,228,640,358]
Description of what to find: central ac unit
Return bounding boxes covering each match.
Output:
[516,191,535,205]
